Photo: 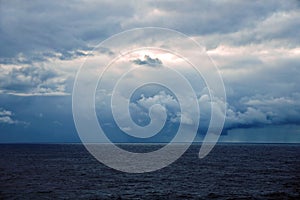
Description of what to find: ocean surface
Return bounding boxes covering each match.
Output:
[0,144,299,199]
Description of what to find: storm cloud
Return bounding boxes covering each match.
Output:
[0,0,300,142]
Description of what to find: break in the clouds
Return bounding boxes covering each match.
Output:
[0,0,300,143]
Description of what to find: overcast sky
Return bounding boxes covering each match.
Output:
[1,0,300,143]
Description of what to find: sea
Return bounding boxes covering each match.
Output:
[0,143,299,199]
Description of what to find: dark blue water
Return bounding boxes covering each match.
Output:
[0,144,299,199]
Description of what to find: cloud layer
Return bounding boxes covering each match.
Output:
[0,1,300,142]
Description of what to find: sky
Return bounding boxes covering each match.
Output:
[0,0,300,143]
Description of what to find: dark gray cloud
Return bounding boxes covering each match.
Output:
[132,55,162,67]
[196,91,300,135]
[1,1,300,142]
[126,1,300,38]
[1,0,299,64]
[0,0,133,63]
[0,65,68,96]
[223,93,300,133]
[217,52,300,131]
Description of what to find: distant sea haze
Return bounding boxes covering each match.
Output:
[0,143,299,199]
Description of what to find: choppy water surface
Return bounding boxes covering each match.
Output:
[0,144,299,199]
